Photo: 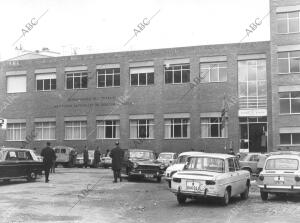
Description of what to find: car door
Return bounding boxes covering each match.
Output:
[4,151,21,178]
[227,158,240,196]
[234,157,247,193]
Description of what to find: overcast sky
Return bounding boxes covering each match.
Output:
[0,0,270,61]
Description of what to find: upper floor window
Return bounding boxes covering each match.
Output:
[130,67,154,86]
[65,72,88,89]
[130,119,154,139]
[36,74,56,91]
[200,62,227,83]
[6,123,26,141]
[164,118,190,139]
[65,121,87,140]
[278,51,300,74]
[7,76,26,93]
[279,91,300,114]
[97,120,120,139]
[277,11,300,34]
[165,64,190,84]
[200,117,227,138]
[97,68,120,88]
[35,122,56,140]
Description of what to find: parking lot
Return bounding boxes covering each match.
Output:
[0,168,300,223]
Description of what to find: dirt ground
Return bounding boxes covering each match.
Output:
[1,168,300,223]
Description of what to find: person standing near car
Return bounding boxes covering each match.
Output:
[83,146,89,168]
[110,141,124,183]
[41,142,56,183]
[94,146,101,168]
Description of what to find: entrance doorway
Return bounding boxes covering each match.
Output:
[240,117,267,153]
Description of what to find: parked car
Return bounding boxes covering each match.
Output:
[239,153,264,175]
[75,150,95,168]
[157,152,178,167]
[165,151,204,188]
[171,153,250,205]
[0,147,43,182]
[257,151,300,200]
[53,146,77,167]
[100,153,112,168]
[121,149,165,182]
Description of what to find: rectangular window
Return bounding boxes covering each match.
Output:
[97,68,120,87]
[278,51,300,74]
[200,117,227,138]
[280,132,300,145]
[130,119,154,139]
[279,91,300,114]
[65,121,87,140]
[164,118,190,139]
[6,123,26,141]
[200,62,227,83]
[36,74,56,91]
[164,64,190,84]
[277,11,300,34]
[96,120,120,139]
[130,67,154,86]
[35,122,56,140]
[7,76,26,93]
[65,72,88,89]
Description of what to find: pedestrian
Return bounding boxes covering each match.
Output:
[83,146,89,168]
[110,141,124,183]
[94,146,101,168]
[50,153,56,173]
[41,142,56,183]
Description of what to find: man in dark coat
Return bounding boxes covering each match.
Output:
[83,146,89,168]
[94,146,101,168]
[110,141,124,183]
[41,142,56,183]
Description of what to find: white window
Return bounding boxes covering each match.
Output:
[130,119,154,139]
[7,76,26,93]
[130,67,154,86]
[278,51,300,74]
[164,64,190,84]
[200,117,227,138]
[65,72,88,89]
[200,62,227,82]
[35,122,56,140]
[36,74,56,91]
[97,68,120,87]
[65,121,87,140]
[277,11,300,34]
[97,120,120,139]
[164,118,190,139]
[6,123,26,141]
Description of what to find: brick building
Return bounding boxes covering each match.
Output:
[0,0,299,155]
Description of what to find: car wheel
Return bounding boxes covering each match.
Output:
[27,171,37,182]
[240,186,249,200]
[157,176,161,183]
[177,194,187,204]
[260,190,268,201]
[221,188,231,206]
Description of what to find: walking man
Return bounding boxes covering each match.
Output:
[83,146,89,168]
[41,142,56,183]
[94,146,101,168]
[110,141,124,183]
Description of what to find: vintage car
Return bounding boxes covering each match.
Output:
[165,151,204,188]
[53,146,77,167]
[157,152,178,167]
[100,153,112,168]
[121,149,165,182]
[0,147,43,182]
[75,150,95,168]
[257,151,300,200]
[239,153,264,175]
[171,153,250,205]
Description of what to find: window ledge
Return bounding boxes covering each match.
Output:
[96,86,120,89]
[164,138,190,140]
[279,113,300,116]
[96,138,121,140]
[278,72,300,75]
[278,144,300,147]
[64,139,87,141]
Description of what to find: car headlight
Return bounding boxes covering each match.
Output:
[133,162,139,168]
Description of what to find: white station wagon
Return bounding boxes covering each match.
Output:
[171,153,250,205]
[257,151,300,200]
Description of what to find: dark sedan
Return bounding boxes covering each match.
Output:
[0,147,43,182]
[121,149,165,182]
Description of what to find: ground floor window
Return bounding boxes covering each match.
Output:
[6,123,26,141]
[65,121,87,140]
[200,117,227,138]
[130,119,154,139]
[165,118,190,139]
[35,122,56,140]
[97,120,120,139]
[280,133,300,145]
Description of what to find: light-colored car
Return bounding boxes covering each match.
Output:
[257,151,300,200]
[53,146,77,167]
[239,153,264,175]
[75,150,95,168]
[100,155,112,168]
[157,152,178,167]
[165,151,204,188]
[171,153,250,205]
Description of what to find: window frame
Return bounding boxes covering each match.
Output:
[34,122,56,140]
[164,63,190,84]
[129,119,154,139]
[96,68,120,88]
[6,123,26,141]
[200,117,228,138]
[96,120,120,139]
[200,62,227,83]
[64,121,87,140]
[277,11,300,34]
[65,72,88,90]
[278,51,300,74]
[164,118,190,139]
[279,91,300,114]
[130,67,154,86]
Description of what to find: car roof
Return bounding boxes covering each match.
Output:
[129,149,153,152]
[178,151,205,157]
[188,153,236,159]
[267,154,300,160]
[159,152,176,155]
[53,146,74,150]
[0,147,33,152]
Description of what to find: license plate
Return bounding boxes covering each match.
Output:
[186,181,203,191]
[274,176,284,183]
[145,174,153,178]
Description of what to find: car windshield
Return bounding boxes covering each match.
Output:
[176,155,189,164]
[158,153,173,159]
[265,158,299,170]
[130,151,154,159]
[186,157,225,173]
